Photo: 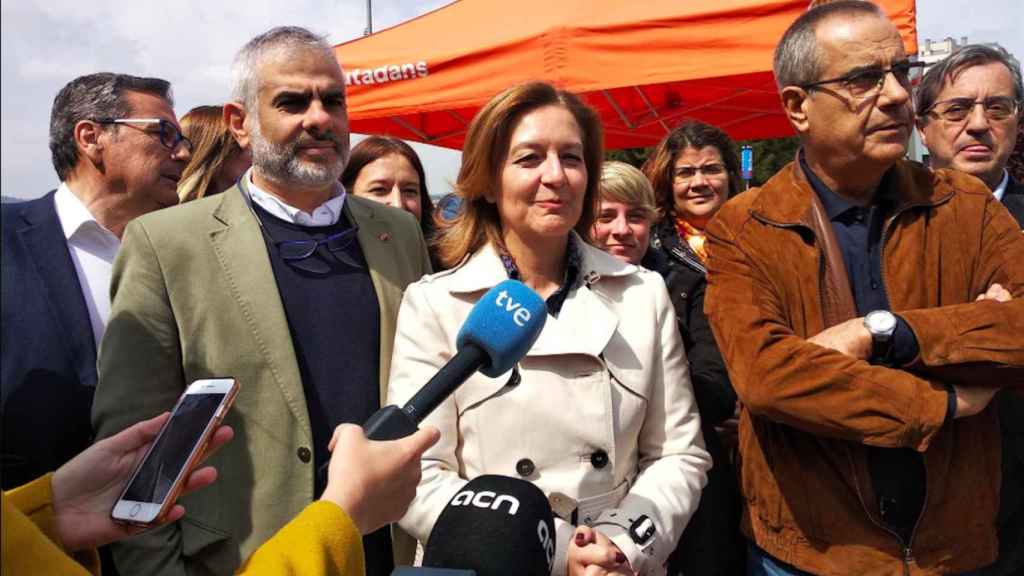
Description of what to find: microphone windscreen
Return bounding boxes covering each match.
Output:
[423,475,555,576]
[456,280,546,377]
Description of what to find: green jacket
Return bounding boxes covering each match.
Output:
[92,179,430,576]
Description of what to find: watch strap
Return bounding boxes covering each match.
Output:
[870,335,893,365]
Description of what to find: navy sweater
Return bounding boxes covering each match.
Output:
[255,204,392,574]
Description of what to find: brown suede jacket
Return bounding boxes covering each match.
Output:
[704,157,1024,575]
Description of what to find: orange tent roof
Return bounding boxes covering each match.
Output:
[334,0,917,150]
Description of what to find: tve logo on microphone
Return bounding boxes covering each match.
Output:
[450,489,521,515]
[456,280,546,378]
[494,289,533,327]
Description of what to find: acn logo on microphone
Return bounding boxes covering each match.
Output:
[450,489,520,515]
[494,290,533,327]
[537,519,555,569]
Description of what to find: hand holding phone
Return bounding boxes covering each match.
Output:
[110,378,239,527]
[49,410,233,552]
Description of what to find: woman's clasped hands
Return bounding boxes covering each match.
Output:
[568,524,636,576]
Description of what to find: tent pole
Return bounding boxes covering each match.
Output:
[365,0,373,36]
[601,90,635,130]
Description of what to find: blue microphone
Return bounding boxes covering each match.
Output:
[364,280,546,441]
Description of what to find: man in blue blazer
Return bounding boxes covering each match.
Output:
[1003,171,1024,226]
[915,43,1023,576]
[1,72,190,489]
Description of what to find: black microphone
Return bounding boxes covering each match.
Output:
[421,475,556,576]
[363,279,546,441]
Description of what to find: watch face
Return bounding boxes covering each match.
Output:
[867,311,897,333]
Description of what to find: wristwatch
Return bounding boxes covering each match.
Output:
[863,310,897,365]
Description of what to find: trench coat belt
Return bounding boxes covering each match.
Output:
[548,480,630,526]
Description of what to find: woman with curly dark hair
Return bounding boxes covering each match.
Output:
[644,120,745,575]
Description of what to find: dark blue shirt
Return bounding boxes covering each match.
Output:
[499,234,583,316]
[800,155,953,542]
[801,155,919,363]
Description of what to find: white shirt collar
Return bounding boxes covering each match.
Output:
[992,169,1009,202]
[246,169,346,226]
[54,182,120,250]
[53,182,120,347]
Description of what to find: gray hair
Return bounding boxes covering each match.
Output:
[49,72,172,181]
[773,0,886,90]
[231,26,335,110]
[915,44,1023,119]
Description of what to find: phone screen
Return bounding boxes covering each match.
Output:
[121,392,225,505]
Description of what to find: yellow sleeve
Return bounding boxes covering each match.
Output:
[2,474,100,576]
[236,501,365,576]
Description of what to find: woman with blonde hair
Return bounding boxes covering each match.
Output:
[389,81,709,575]
[590,161,658,266]
[177,105,251,202]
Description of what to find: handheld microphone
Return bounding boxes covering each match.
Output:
[364,279,546,441]
[422,475,556,576]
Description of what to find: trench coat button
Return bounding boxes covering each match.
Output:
[297,446,312,463]
[590,449,609,469]
[515,458,536,477]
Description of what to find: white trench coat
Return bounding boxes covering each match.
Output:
[389,238,711,575]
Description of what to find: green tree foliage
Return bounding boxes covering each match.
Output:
[739,136,800,186]
[605,147,652,169]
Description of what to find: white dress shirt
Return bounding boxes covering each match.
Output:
[992,169,1009,203]
[246,170,347,226]
[54,183,121,347]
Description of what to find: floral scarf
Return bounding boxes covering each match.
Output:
[674,216,708,263]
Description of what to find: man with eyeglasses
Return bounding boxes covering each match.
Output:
[90,27,431,576]
[916,45,1023,226]
[2,73,189,494]
[914,44,1024,576]
[703,2,1024,575]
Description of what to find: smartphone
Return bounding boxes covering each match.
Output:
[111,377,239,526]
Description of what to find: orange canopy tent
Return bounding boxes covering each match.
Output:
[334,0,917,150]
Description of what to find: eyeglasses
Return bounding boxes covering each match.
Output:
[674,163,727,183]
[275,228,362,273]
[94,118,194,153]
[800,61,925,98]
[246,197,362,274]
[924,96,1020,123]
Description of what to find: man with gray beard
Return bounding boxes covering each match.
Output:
[91,26,431,576]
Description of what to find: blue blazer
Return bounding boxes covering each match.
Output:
[1,192,97,489]
[1003,174,1024,227]
[990,174,1024,576]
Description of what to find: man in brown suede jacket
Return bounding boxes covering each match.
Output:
[704,2,1024,575]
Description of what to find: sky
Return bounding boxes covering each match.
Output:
[2,0,1022,201]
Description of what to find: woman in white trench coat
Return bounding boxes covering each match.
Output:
[387,82,711,576]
